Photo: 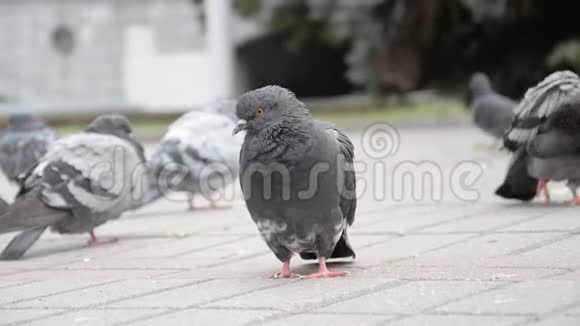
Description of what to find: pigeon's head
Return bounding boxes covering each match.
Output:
[7,114,46,131]
[85,114,133,137]
[469,72,492,96]
[233,85,311,135]
[204,99,238,122]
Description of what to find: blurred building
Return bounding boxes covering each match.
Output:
[0,0,259,112]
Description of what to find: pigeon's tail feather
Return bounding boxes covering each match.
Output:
[0,226,47,260]
[299,230,356,260]
[0,196,8,215]
[0,188,68,234]
[329,230,356,259]
[495,149,538,201]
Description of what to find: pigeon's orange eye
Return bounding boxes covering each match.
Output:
[256,108,264,116]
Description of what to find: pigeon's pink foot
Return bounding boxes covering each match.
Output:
[536,180,551,202]
[268,259,301,279]
[209,200,231,209]
[87,231,118,246]
[301,257,350,279]
[570,196,580,206]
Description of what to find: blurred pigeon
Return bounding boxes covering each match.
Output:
[468,73,516,139]
[496,71,580,204]
[0,114,57,184]
[0,114,146,260]
[143,99,242,210]
[234,86,356,279]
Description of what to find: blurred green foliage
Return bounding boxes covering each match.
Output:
[193,0,580,97]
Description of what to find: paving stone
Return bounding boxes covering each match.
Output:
[0,268,178,281]
[553,270,580,281]
[363,259,563,281]
[0,309,63,326]
[500,208,580,232]
[204,278,399,310]
[423,233,562,259]
[420,207,549,233]
[106,279,291,308]
[318,281,502,314]
[353,234,472,268]
[6,279,197,308]
[0,280,111,306]
[27,309,167,326]
[354,205,496,235]
[263,313,390,325]
[436,281,580,315]
[111,235,247,259]
[517,235,580,265]
[0,128,578,325]
[563,303,580,315]
[126,308,278,325]
[386,314,528,326]
[528,316,580,326]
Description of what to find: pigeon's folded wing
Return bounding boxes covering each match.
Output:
[527,132,580,158]
[326,126,356,226]
[26,134,142,215]
[164,112,242,175]
[505,71,580,151]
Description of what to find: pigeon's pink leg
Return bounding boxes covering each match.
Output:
[569,188,580,206]
[187,194,195,211]
[536,180,551,202]
[268,259,301,279]
[209,200,231,209]
[301,257,350,279]
[87,231,118,246]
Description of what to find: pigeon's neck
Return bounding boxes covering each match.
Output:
[249,120,313,162]
[472,85,493,98]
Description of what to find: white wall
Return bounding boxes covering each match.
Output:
[124,26,213,112]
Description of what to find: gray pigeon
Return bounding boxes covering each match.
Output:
[469,73,516,139]
[0,114,146,260]
[234,86,356,279]
[143,99,242,210]
[0,114,57,184]
[496,71,580,204]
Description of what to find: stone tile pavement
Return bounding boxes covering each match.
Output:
[0,126,579,325]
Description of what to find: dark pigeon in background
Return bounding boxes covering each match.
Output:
[496,71,580,204]
[468,72,516,139]
[234,86,356,279]
[0,114,57,184]
[142,99,242,210]
[0,114,146,260]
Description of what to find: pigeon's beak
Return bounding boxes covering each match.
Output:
[233,119,248,135]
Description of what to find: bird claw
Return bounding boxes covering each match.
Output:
[570,197,580,206]
[268,271,302,279]
[301,270,350,279]
[87,237,118,246]
[209,201,231,210]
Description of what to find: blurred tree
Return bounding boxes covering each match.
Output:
[193,0,580,98]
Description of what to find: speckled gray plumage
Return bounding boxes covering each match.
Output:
[469,73,516,139]
[142,100,243,207]
[497,91,580,201]
[526,101,580,191]
[0,114,145,259]
[504,70,580,151]
[237,86,356,263]
[0,114,57,183]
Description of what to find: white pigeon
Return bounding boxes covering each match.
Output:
[143,99,243,210]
